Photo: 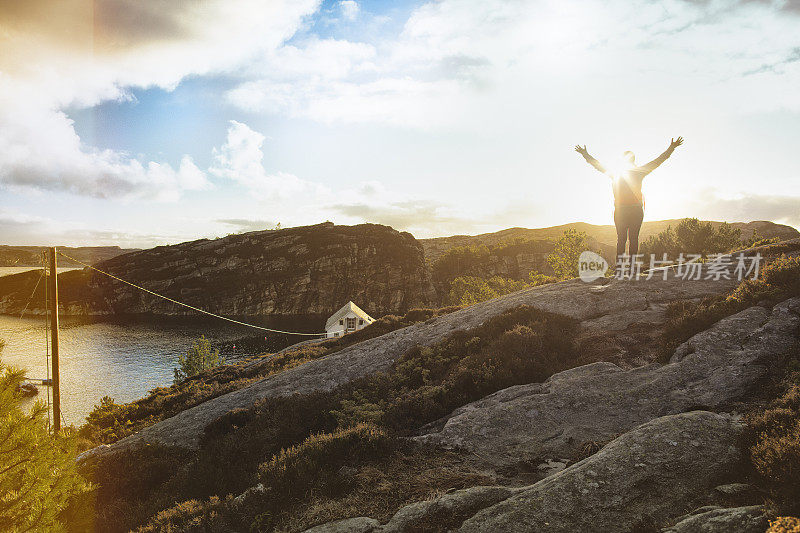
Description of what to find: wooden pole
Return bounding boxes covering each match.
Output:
[49,247,61,432]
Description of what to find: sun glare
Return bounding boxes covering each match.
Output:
[605,155,636,179]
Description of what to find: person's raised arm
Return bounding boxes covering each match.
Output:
[575,145,607,174]
[640,136,683,173]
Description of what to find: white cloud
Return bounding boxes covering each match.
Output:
[224,0,800,128]
[339,1,360,21]
[0,96,211,200]
[209,120,312,199]
[0,0,320,200]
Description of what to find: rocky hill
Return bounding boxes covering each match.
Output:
[420,219,799,262]
[0,223,435,317]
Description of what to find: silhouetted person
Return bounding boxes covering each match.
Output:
[575,137,684,258]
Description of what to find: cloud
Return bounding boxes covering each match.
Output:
[339,1,360,21]
[0,100,211,200]
[223,0,800,127]
[217,218,278,232]
[0,0,320,200]
[329,200,482,237]
[0,208,188,247]
[687,190,800,228]
[209,120,313,198]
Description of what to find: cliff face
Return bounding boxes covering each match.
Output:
[0,223,435,317]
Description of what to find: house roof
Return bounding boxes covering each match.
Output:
[325,301,374,330]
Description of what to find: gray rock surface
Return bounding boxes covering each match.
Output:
[305,412,746,532]
[381,486,520,533]
[304,517,381,533]
[415,298,799,469]
[662,505,767,533]
[90,269,739,453]
[458,411,744,533]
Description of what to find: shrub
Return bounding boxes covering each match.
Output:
[547,229,588,280]
[0,355,92,532]
[134,497,229,533]
[258,424,394,499]
[748,381,800,514]
[79,444,193,533]
[769,516,800,532]
[174,336,224,383]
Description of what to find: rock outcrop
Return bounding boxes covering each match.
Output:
[414,298,800,469]
[0,223,435,317]
[303,411,746,532]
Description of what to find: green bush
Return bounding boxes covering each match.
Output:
[174,336,224,383]
[640,218,743,258]
[547,228,589,280]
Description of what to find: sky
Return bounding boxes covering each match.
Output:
[0,0,798,248]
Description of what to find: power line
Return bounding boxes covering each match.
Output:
[19,269,44,319]
[57,251,327,337]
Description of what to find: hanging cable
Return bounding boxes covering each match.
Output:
[57,251,327,337]
[19,269,44,319]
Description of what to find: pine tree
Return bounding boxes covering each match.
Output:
[174,335,224,382]
[0,341,91,532]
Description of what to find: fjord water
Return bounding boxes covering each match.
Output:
[0,268,322,426]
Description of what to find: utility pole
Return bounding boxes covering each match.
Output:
[49,247,61,432]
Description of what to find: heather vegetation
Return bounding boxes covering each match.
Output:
[661,254,800,357]
[78,305,578,532]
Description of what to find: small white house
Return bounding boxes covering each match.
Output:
[325,301,375,338]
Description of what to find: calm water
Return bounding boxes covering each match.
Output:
[0,267,324,426]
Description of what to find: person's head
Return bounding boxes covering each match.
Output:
[622,150,635,165]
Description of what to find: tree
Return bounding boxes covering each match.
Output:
[547,229,589,280]
[174,336,224,383]
[0,342,91,532]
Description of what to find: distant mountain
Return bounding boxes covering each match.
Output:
[419,219,799,262]
[0,246,139,267]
